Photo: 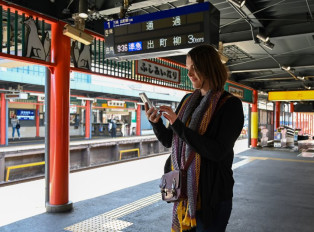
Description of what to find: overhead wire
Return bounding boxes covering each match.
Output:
[226,1,282,69]
[221,0,287,28]
[225,0,313,87]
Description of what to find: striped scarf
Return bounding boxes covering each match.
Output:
[171,89,223,232]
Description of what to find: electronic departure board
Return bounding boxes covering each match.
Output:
[104,2,220,60]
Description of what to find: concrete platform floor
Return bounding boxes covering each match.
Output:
[0,139,314,232]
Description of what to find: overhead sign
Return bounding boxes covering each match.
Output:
[5,93,28,100]
[224,81,253,103]
[268,90,314,101]
[136,60,180,83]
[16,110,35,120]
[103,100,126,108]
[104,2,219,60]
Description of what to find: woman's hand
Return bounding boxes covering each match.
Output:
[159,105,178,125]
[145,103,162,123]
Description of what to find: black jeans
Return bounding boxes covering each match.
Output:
[194,200,232,232]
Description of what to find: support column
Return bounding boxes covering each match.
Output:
[0,93,8,146]
[85,100,91,139]
[275,101,281,129]
[296,113,299,129]
[251,90,258,147]
[0,153,5,182]
[306,114,309,134]
[36,104,40,137]
[248,104,251,148]
[290,102,294,128]
[136,104,141,136]
[46,21,72,213]
[302,113,304,134]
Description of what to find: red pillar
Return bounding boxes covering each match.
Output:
[302,114,304,134]
[306,114,309,134]
[296,113,298,129]
[136,104,141,136]
[85,100,91,139]
[275,102,281,129]
[251,90,258,147]
[36,104,40,137]
[290,102,294,128]
[311,114,314,135]
[0,93,7,145]
[46,21,72,212]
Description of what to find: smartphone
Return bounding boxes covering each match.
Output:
[139,92,154,109]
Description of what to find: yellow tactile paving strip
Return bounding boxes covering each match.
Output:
[65,155,313,232]
[64,193,160,232]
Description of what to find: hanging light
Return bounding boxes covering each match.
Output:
[228,0,246,8]
[281,66,295,73]
[263,41,275,50]
[303,84,311,90]
[281,66,291,71]
[78,0,88,19]
[256,33,270,43]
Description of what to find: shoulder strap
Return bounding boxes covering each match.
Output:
[183,91,233,170]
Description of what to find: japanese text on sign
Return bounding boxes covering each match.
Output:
[136,60,180,83]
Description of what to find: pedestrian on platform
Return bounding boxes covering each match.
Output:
[110,118,117,137]
[11,114,21,140]
[145,44,244,232]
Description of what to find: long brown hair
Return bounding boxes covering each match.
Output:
[187,44,228,91]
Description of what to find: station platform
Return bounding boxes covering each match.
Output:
[1,139,314,232]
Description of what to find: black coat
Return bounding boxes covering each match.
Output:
[151,91,244,228]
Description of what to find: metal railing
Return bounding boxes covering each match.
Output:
[0,3,193,92]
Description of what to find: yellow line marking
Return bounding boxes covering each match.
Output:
[6,161,45,181]
[236,155,314,163]
[119,148,140,160]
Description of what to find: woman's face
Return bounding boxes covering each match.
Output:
[186,55,203,89]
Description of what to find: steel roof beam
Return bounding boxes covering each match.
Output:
[228,54,314,72]
[221,21,314,44]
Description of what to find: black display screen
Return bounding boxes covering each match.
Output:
[104,2,219,60]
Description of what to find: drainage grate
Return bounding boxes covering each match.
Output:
[64,193,161,232]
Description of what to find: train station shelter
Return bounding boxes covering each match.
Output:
[0,0,313,213]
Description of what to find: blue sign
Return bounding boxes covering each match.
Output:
[16,110,35,120]
[128,42,143,51]
[104,2,210,29]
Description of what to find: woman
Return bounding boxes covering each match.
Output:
[145,44,244,232]
[11,114,21,140]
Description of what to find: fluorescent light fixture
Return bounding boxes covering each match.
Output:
[228,0,246,8]
[29,92,45,96]
[256,33,270,43]
[76,97,94,101]
[63,24,93,45]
